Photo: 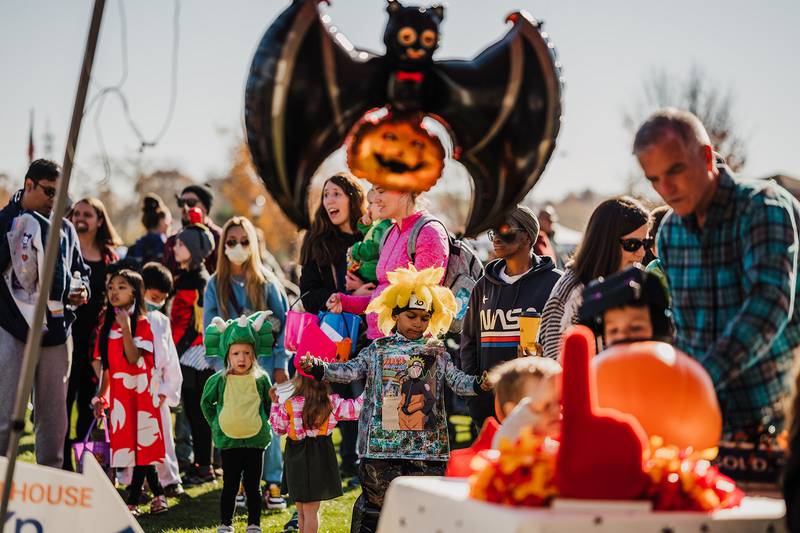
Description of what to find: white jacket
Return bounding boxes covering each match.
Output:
[148,310,182,407]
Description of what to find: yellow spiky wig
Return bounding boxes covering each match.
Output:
[366,265,457,337]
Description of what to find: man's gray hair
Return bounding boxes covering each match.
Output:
[632,107,711,155]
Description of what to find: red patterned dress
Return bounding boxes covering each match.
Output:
[95,315,166,467]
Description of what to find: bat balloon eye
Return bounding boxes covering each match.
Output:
[397,27,417,46]
[420,30,437,48]
[383,132,398,141]
[411,140,424,149]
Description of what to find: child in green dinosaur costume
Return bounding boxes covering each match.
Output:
[201,311,274,533]
[348,189,393,283]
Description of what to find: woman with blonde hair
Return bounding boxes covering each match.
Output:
[203,215,290,510]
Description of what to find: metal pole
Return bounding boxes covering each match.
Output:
[1,0,106,520]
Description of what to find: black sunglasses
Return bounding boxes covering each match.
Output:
[176,196,199,208]
[619,237,654,252]
[487,227,525,243]
[225,239,250,248]
[32,181,57,199]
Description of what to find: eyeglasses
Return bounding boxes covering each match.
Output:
[176,196,199,208]
[487,227,524,243]
[225,239,250,248]
[32,181,57,199]
[619,237,654,252]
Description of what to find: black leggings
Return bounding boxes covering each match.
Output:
[181,366,214,467]
[128,465,164,505]
[221,448,263,526]
[63,350,97,471]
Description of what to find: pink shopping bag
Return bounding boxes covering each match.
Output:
[284,310,319,352]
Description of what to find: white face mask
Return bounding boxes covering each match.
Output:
[145,299,165,312]
[225,244,252,266]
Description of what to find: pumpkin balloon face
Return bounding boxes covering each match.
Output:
[593,341,722,451]
[346,110,445,192]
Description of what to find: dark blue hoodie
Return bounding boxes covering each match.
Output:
[459,255,561,425]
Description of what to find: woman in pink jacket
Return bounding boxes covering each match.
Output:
[327,185,449,340]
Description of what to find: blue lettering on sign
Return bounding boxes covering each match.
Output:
[3,513,44,533]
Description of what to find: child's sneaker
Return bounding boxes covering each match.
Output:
[216,526,234,533]
[265,483,286,510]
[150,495,169,514]
[282,511,299,533]
[163,483,185,497]
[127,504,141,517]
[184,465,216,486]
[245,526,262,533]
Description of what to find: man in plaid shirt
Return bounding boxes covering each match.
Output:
[633,108,800,437]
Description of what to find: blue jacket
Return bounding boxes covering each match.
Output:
[204,267,289,375]
[0,190,91,346]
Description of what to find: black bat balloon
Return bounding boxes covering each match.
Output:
[245,0,562,236]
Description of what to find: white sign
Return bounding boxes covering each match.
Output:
[0,455,142,533]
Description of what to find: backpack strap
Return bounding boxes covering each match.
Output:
[407,214,450,263]
[379,222,396,251]
[286,399,298,441]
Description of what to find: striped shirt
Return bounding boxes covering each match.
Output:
[270,394,363,440]
[539,268,584,359]
[659,166,800,435]
[179,344,210,371]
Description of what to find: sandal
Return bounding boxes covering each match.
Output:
[127,504,141,517]
[150,495,169,514]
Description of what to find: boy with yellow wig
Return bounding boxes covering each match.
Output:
[301,265,490,533]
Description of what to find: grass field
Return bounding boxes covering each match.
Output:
[18,417,360,533]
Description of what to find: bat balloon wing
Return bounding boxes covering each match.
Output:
[245,0,388,228]
[426,11,563,236]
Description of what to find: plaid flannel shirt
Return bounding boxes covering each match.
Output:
[658,165,800,435]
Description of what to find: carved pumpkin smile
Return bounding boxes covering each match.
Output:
[374,153,425,174]
[346,109,445,192]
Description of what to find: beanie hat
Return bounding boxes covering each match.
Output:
[176,207,215,267]
[508,205,540,244]
[182,184,214,213]
[204,311,274,360]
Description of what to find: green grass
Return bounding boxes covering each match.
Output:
[135,482,359,533]
[19,411,360,532]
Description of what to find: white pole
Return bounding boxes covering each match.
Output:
[0,0,106,520]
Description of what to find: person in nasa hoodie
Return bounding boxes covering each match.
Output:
[459,206,561,427]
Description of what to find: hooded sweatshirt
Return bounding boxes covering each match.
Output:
[459,255,561,425]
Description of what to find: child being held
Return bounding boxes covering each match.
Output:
[301,265,490,533]
[489,356,563,449]
[201,312,275,533]
[347,188,393,284]
[269,368,363,533]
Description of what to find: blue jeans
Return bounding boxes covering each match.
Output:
[174,402,194,465]
[261,426,283,484]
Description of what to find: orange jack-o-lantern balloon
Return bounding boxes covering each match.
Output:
[346,110,445,192]
[593,341,722,450]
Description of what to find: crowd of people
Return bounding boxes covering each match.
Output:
[1,107,800,533]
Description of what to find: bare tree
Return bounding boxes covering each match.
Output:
[624,66,747,171]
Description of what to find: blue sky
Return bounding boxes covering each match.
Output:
[1,0,798,202]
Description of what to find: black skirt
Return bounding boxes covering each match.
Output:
[283,435,343,503]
